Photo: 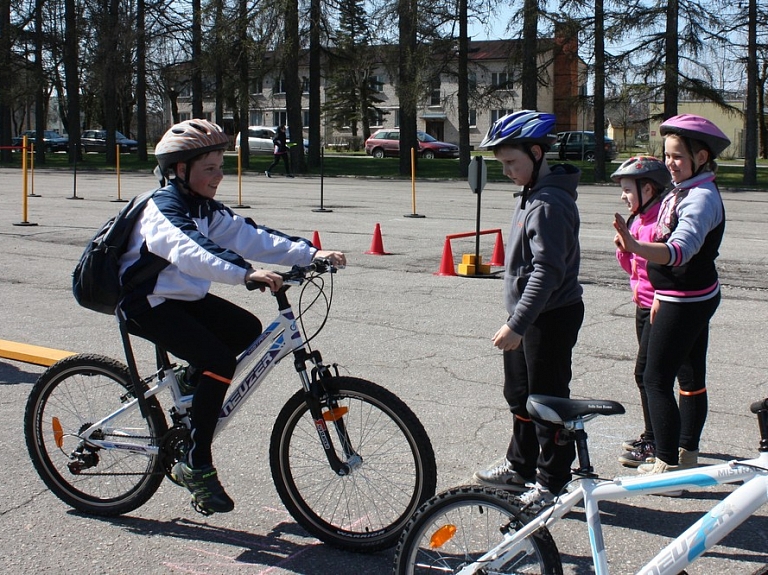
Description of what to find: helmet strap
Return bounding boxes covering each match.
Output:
[521,144,543,208]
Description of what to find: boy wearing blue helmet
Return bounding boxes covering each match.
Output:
[473,111,584,509]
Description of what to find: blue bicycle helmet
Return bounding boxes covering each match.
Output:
[479,110,557,150]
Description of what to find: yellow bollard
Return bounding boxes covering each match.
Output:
[112,144,127,202]
[404,146,425,218]
[14,136,37,226]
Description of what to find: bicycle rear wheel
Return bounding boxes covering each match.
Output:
[393,485,563,574]
[24,354,168,515]
[270,376,437,552]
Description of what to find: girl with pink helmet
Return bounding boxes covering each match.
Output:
[613,114,729,482]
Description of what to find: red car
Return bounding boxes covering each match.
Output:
[365,129,459,159]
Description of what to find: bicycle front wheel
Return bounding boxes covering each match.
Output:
[24,354,168,516]
[393,485,563,574]
[270,376,437,552]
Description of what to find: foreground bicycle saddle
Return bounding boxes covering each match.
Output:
[526,394,625,424]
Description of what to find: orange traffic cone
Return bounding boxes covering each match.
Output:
[490,232,505,267]
[365,223,391,255]
[312,230,323,250]
[434,238,457,276]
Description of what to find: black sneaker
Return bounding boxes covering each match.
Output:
[622,437,644,451]
[172,462,234,515]
[618,441,656,467]
[265,171,271,178]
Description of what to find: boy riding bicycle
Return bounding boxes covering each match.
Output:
[118,119,345,514]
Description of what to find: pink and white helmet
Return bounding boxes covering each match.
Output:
[659,114,730,158]
[155,119,229,172]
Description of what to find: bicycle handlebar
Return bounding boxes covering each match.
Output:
[245,258,337,292]
[750,398,768,414]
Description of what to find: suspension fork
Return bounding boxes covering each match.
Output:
[293,348,357,476]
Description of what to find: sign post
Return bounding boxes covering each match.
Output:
[467,155,487,271]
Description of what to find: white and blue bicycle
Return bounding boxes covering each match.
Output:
[393,394,768,574]
[25,259,437,552]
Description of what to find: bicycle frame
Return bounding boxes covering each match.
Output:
[76,277,343,469]
[456,453,768,575]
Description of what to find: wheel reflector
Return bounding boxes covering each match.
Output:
[52,417,64,448]
[323,407,349,422]
[429,524,457,549]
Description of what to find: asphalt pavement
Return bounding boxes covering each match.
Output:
[1,166,767,574]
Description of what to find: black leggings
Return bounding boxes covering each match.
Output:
[633,306,694,443]
[644,293,720,464]
[126,294,262,467]
[503,301,584,494]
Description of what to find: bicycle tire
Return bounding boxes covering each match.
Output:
[24,354,168,516]
[393,485,563,574]
[270,376,437,552]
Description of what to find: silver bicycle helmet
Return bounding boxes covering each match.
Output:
[155,119,229,173]
[610,156,671,190]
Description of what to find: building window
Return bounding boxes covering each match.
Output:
[275,78,287,94]
[303,110,310,127]
[251,78,263,95]
[275,111,288,126]
[369,75,384,93]
[491,72,512,90]
[301,77,309,94]
[179,112,190,122]
[468,73,477,92]
[430,77,441,106]
[394,110,400,128]
[469,109,477,128]
[250,111,263,126]
[369,109,384,127]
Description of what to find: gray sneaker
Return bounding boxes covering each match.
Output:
[517,482,556,512]
[473,460,534,491]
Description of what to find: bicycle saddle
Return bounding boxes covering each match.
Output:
[526,394,625,425]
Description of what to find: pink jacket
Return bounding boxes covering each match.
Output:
[616,202,661,309]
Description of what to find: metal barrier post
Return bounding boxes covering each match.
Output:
[14,136,38,226]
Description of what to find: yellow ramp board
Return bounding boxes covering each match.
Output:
[0,339,76,367]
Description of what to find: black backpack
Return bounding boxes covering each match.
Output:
[73,190,167,314]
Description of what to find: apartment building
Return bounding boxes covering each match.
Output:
[173,35,586,150]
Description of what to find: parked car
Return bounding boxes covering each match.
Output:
[81,130,138,153]
[547,131,618,162]
[235,126,276,155]
[12,130,69,152]
[365,129,460,159]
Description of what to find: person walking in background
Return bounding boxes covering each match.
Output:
[613,114,730,478]
[472,110,584,510]
[265,125,293,178]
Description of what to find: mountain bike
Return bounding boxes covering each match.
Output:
[393,393,768,574]
[25,259,437,552]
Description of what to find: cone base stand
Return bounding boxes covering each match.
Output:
[28,194,41,198]
[13,221,38,227]
[111,199,128,203]
[312,208,333,212]
[403,213,426,218]
[67,196,84,200]
[232,204,251,209]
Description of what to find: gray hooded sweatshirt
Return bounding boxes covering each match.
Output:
[504,163,583,336]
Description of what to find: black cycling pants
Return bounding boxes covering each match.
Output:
[503,300,584,494]
[126,294,262,467]
[644,293,720,465]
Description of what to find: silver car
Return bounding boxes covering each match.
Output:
[234,126,276,155]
